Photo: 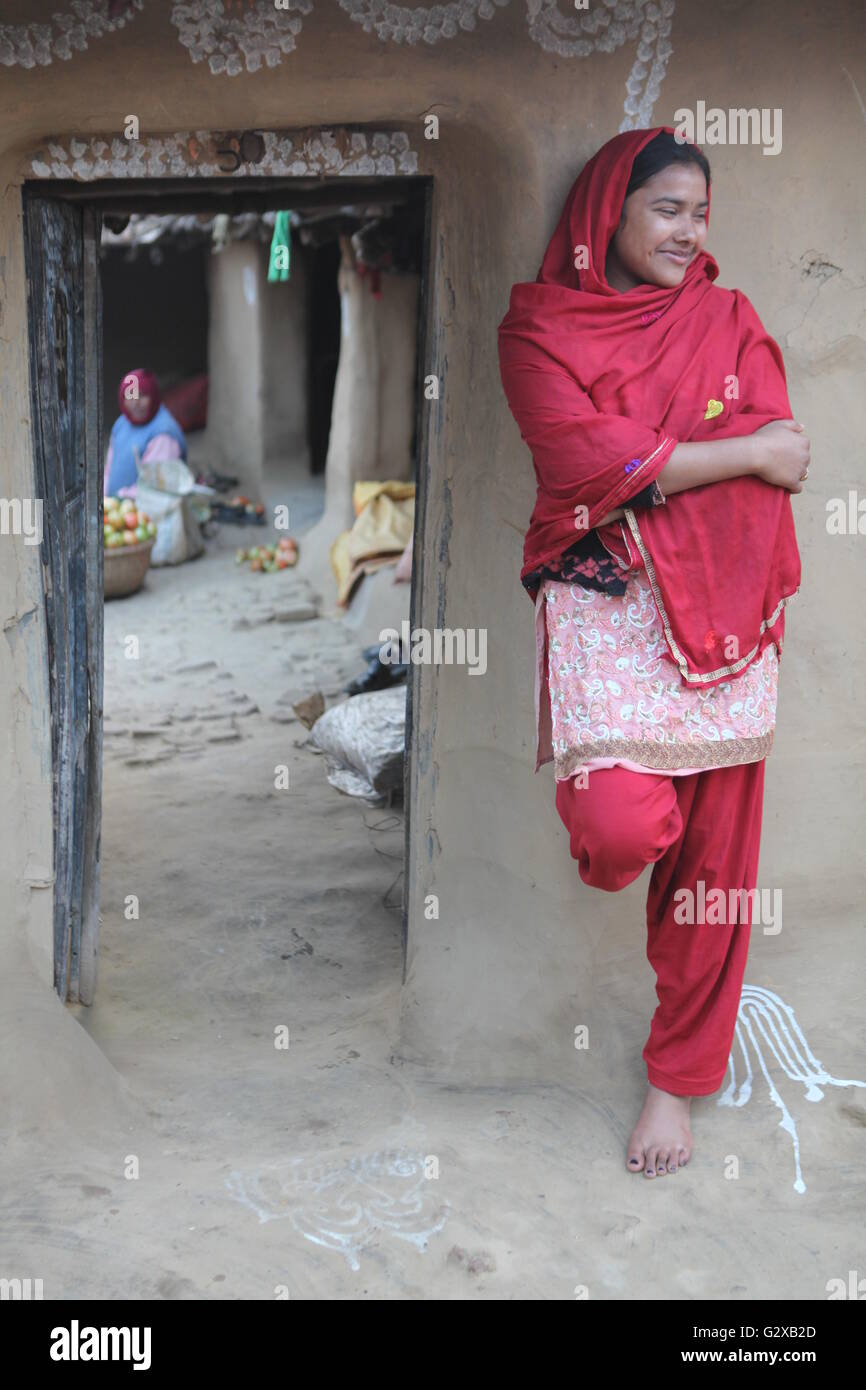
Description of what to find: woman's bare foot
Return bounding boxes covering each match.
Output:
[626,1083,693,1178]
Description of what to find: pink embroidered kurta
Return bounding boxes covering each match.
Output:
[535,573,778,779]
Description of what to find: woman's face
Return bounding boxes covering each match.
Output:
[124,392,152,424]
[605,163,709,292]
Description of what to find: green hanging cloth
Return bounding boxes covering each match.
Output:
[268,211,292,282]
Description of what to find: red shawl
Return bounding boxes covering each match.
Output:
[497,127,801,686]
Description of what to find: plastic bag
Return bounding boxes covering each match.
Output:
[311,684,406,804]
[136,458,214,566]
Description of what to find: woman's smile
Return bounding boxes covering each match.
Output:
[605,162,709,291]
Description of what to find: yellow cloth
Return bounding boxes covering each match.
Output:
[330,480,415,607]
[351,478,416,516]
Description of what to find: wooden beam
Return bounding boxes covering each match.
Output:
[26,177,430,218]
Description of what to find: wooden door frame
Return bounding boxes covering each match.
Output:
[80,207,104,1004]
[23,170,435,1002]
[23,193,104,1004]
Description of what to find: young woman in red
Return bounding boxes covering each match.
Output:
[498,127,807,1179]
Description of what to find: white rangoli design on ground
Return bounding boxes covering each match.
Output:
[721,985,866,1195]
[225,1148,448,1271]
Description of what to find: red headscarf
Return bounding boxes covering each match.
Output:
[498,127,801,687]
[118,368,161,425]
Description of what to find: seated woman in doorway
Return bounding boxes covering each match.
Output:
[498,128,806,1181]
[104,368,188,497]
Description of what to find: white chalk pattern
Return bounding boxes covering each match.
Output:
[171,0,311,76]
[0,0,143,67]
[226,1148,448,1271]
[29,129,419,182]
[3,0,677,132]
[720,984,866,1195]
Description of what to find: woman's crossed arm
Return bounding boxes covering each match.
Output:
[597,419,811,526]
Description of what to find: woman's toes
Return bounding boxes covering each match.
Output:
[626,1143,646,1173]
[645,1146,659,1178]
[678,1146,691,1167]
[656,1149,670,1175]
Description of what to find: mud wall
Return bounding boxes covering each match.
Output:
[0,1,862,1084]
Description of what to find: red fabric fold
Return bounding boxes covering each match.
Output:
[498,126,801,686]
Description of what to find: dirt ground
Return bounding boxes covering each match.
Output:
[2,518,865,1301]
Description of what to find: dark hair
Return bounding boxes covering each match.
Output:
[624,131,711,201]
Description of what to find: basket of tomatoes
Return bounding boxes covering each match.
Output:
[103,496,158,599]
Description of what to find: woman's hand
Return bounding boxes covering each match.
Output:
[750,420,811,491]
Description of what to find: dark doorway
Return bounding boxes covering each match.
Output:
[101,239,209,419]
[307,239,342,476]
[23,172,433,1003]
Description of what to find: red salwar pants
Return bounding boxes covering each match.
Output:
[554,759,766,1097]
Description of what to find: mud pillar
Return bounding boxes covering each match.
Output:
[302,238,419,608]
[205,240,265,498]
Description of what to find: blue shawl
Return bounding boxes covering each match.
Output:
[107,403,187,494]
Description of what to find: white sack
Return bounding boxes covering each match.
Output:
[311,683,407,803]
[136,458,214,566]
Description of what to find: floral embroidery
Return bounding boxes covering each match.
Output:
[544,574,779,776]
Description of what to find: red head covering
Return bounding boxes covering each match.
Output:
[118,368,161,425]
[498,127,801,687]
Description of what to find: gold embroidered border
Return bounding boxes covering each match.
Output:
[553,732,774,778]
[622,508,799,685]
[597,528,632,571]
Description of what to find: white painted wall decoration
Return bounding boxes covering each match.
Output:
[334,0,675,128]
[0,0,143,68]
[28,128,420,181]
[0,0,676,132]
[171,0,311,75]
[336,0,510,45]
[525,0,676,129]
[173,0,675,130]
